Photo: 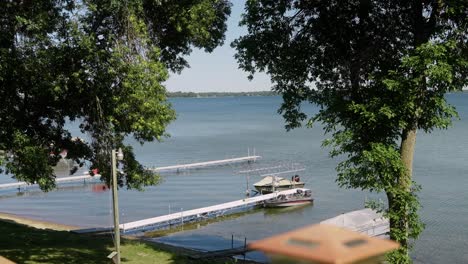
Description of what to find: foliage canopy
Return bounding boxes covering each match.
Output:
[233,0,467,262]
[0,0,231,191]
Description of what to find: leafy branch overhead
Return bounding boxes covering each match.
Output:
[233,0,467,262]
[0,0,231,191]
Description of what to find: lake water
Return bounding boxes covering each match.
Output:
[1,94,467,263]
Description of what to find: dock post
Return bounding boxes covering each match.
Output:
[180,208,183,225]
[111,149,121,264]
[244,237,247,260]
[231,234,234,249]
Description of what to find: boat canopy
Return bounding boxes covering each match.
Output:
[253,176,302,187]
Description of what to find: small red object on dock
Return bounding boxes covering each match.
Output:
[92,184,108,192]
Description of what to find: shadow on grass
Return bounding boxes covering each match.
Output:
[0,220,112,264]
[0,220,232,264]
[118,241,212,264]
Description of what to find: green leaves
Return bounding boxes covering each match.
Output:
[383,40,465,132]
[0,0,230,191]
[234,1,466,262]
[110,45,174,143]
[142,0,232,72]
[5,132,56,191]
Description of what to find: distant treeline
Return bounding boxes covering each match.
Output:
[167,91,278,98]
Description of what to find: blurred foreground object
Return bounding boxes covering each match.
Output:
[249,224,399,264]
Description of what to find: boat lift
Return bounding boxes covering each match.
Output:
[237,162,306,196]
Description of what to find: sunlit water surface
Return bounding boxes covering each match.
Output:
[1,94,467,263]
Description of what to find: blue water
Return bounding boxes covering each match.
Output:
[1,94,468,263]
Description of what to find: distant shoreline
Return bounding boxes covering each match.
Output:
[168,90,467,98]
[167,91,278,98]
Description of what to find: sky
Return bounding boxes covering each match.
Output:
[165,1,273,93]
[165,2,468,93]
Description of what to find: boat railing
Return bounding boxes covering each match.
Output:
[353,219,390,236]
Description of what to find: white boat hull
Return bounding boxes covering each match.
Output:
[263,188,313,208]
[264,198,313,208]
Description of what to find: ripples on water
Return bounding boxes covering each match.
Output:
[1,94,467,263]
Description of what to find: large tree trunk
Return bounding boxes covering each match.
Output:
[389,0,429,254]
[400,127,417,190]
[388,126,417,255]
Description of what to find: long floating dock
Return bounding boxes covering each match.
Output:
[75,188,303,234]
[0,156,260,191]
[0,174,99,190]
[119,188,302,234]
[149,155,261,172]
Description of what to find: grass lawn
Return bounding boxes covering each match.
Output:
[0,220,223,264]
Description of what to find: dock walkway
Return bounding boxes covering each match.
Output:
[149,155,261,172]
[74,188,303,234]
[0,155,260,191]
[0,174,98,190]
[119,188,302,234]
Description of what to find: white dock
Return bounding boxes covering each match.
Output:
[149,155,261,172]
[0,174,99,190]
[320,208,390,238]
[116,188,303,234]
[0,156,260,191]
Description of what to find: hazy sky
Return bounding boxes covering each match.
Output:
[165,1,272,93]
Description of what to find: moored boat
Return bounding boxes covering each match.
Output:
[263,188,313,208]
[253,175,305,194]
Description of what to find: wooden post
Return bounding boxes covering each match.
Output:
[246,174,250,196]
[111,149,121,264]
[244,237,247,260]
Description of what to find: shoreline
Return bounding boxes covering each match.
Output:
[0,211,261,263]
[0,212,80,231]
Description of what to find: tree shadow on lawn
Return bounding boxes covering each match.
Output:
[0,220,217,264]
[0,220,112,263]
[118,241,208,264]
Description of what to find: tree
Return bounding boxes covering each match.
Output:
[0,0,231,191]
[233,0,467,262]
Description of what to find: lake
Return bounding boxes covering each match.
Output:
[1,94,467,263]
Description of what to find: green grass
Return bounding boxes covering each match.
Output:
[0,220,223,264]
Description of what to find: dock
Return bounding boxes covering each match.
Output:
[320,208,390,238]
[73,188,302,234]
[119,188,301,234]
[0,156,260,191]
[190,246,252,260]
[0,174,99,190]
[149,155,261,172]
